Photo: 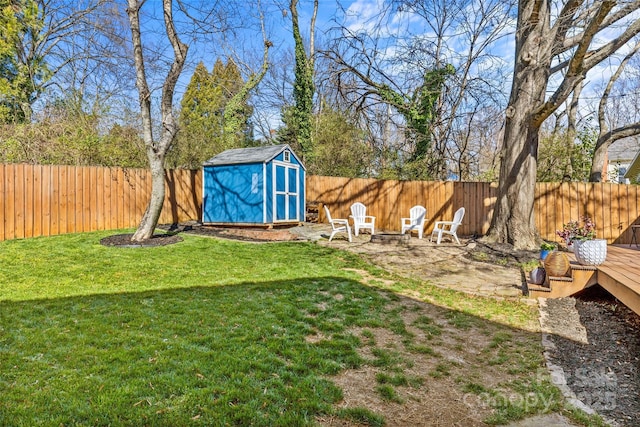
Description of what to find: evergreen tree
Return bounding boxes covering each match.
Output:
[170,59,253,169]
[0,0,50,123]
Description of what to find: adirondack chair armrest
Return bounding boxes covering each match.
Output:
[434,220,454,230]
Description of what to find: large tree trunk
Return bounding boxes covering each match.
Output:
[488,0,640,247]
[490,127,541,248]
[489,117,543,249]
[487,0,551,249]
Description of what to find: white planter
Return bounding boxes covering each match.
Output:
[574,239,607,266]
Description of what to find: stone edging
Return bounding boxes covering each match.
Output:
[537,298,618,426]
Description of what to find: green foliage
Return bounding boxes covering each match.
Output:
[574,125,598,179]
[290,2,315,160]
[308,106,372,177]
[277,105,298,147]
[278,104,373,177]
[0,0,50,123]
[537,124,597,182]
[222,48,269,150]
[411,315,443,339]
[378,65,455,180]
[336,407,385,427]
[0,94,147,166]
[375,384,404,403]
[169,59,252,169]
[429,362,453,378]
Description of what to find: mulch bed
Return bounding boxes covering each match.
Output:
[100,233,183,247]
[547,286,640,426]
[160,224,302,242]
[100,224,301,247]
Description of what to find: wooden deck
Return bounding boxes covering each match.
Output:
[596,244,640,316]
[528,244,640,316]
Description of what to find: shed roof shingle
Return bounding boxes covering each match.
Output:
[203,144,290,166]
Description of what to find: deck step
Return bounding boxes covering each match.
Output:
[548,276,573,282]
[526,262,598,299]
[527,283,551,297]
[528,246,640,316]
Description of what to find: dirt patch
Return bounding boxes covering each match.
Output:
[316,294,531,427]
[317,234,528,299]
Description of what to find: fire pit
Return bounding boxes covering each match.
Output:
[370,233,411,245]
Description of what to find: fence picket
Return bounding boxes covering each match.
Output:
[0,166,6,240]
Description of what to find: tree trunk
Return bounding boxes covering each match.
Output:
[487,0,551,249]
[126,0,187,242]
[132,153,166,241]
[589,147,606,182]
[489,114,542,249]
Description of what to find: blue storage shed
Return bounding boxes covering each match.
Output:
[202,144,306,225]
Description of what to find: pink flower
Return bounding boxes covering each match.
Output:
[556,216,596,242]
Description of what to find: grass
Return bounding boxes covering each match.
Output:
[0,230,605,426]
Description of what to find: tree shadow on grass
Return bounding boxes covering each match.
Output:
[0,277,594,426]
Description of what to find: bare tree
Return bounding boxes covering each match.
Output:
[126,0,188,242]
[3,0,124,121]
[322,0,515,179]
[487,0,640,249]
[222,1,272,148]
[589,40,640,181]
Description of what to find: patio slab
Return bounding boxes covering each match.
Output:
[292,223,526,300]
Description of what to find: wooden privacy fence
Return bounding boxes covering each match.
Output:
[0,164,639,244]
[307,175,640,245]
[0,164,201,241]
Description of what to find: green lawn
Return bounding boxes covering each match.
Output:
[0,231,605,426]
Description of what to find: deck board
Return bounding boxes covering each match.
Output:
[596,245,640,315]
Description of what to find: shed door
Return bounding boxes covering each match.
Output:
[274,162,299,222]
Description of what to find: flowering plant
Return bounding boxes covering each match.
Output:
[556,216,596,242]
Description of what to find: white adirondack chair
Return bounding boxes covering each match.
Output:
[401,205,427,239]
[324,205,352,242]
[430,207,465,244]
[350,202,376,236]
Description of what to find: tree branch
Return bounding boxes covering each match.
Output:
[126,0,153,147]
[159,0,188,152]
[559,0,640,53]
[533,1,615,126]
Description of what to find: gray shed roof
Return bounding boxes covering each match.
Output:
[203,144,297,167]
